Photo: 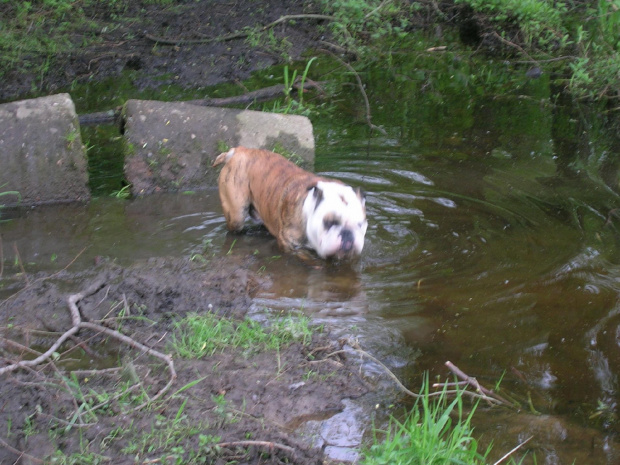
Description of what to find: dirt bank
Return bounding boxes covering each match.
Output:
[0,256,380,464]
[0,0,329,102]
[0,3,400,463]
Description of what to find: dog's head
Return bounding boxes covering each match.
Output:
[303,181,368,259]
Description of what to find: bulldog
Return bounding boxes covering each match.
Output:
[212,146,367,259]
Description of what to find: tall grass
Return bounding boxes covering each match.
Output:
[363,377,491,465]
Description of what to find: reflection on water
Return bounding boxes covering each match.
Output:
[2,65,620,463]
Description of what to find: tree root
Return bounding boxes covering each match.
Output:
[0,280,177,409]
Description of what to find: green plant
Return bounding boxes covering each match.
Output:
[0,190,21,219]
[319,0,411,55]
[271,57,319,115]
[171,312,314,359]
[110,185,131,199]
[455,0,620,100]
[363,377,490,465]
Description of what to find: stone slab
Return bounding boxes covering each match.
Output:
[122,100,315,195]
[0,93,89,206]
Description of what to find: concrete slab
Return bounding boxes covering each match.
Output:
[0,93,89,206]
[122,101,315,195]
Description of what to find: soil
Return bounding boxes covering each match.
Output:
[0,257,372,464]
[0,2,393,463]
[1,0,331,102]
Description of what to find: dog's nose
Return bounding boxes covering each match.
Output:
[340,229,354,251]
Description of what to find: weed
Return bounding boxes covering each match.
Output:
[362,377,491,464]
[110,185,131,199]
[216,140,230,153]
[226,239,237,255]
[319,0,411,55]
[269,57,318,116]
[171,312,314,359]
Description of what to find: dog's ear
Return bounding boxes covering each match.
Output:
[354,186,366,206]
[308,185,324,211]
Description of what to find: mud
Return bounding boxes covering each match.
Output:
[0,256,373,464]
[1,0,328,102]
[1,3,387,463]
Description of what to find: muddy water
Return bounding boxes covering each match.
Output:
[3,65,620,462]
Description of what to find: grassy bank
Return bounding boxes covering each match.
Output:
[1,0,619,104]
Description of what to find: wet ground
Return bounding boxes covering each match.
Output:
[0,252,394,464]
[0,0,327,102]
[4,1,620,464]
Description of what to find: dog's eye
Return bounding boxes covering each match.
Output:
[323,218,340,230]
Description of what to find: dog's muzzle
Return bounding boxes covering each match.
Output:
[340,229,354,252]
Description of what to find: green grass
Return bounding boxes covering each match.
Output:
[362,378,491,465]
[171,312,314,359]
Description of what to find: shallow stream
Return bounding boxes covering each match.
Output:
[3,58,620,462]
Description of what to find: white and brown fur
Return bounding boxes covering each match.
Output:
[213,147,367,258]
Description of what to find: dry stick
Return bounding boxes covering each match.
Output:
[490,31,537,63]
[493,435,534,465]
[12,242,28,285]
[78,321,176,410]
[78,81,326,127]
[345,343,420,398]
[445,361,512,406]
[320,49,387,135]
[186,80,325,107]
[215,440,295,455]
[345,343,504,404]
[0,280,177,409]
[145,14,336,45]
[0,235,4,279]
[0,246,88,307]
[0,435,44,464]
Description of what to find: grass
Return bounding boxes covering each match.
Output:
[362,377,492,465]
[171,312,314,359]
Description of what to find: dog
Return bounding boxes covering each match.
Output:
[212,147,367,259]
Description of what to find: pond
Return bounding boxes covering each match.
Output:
[2,57,620,463]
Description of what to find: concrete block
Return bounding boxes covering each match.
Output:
[122,100,315,195]
[0,93,89,206]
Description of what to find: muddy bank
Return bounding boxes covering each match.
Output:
[0,256,392,464]
[0,0,328,103]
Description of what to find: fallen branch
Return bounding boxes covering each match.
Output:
[345,340,507,405]
[0,435,44,464]
[493,435,534,465]
[0,246,88,307]
[216,440,295,455]
[0,280,177,410]
[145,14,336,46]
[186,80,326,108]
[319,49,387,135]
[77,80,326,127]
[443,361,513,407]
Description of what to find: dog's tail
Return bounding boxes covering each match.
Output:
[212,147,236,167]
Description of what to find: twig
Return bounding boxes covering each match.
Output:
[0,235,4,279]
[0,279,177,410]
[490,31,536,63]
[319,49,387,135]
[78,321,176,410]
[493,435,534,465]
[1,246,88,306]
[0,435,44,463]
[78,81,326,127]
[364,0,390,20]
[215,440,295,454]
[346,341,420,398]
[12,242,28,285]
[186,80,325,107]
[445,361,513,406]
[145,14,336,45]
